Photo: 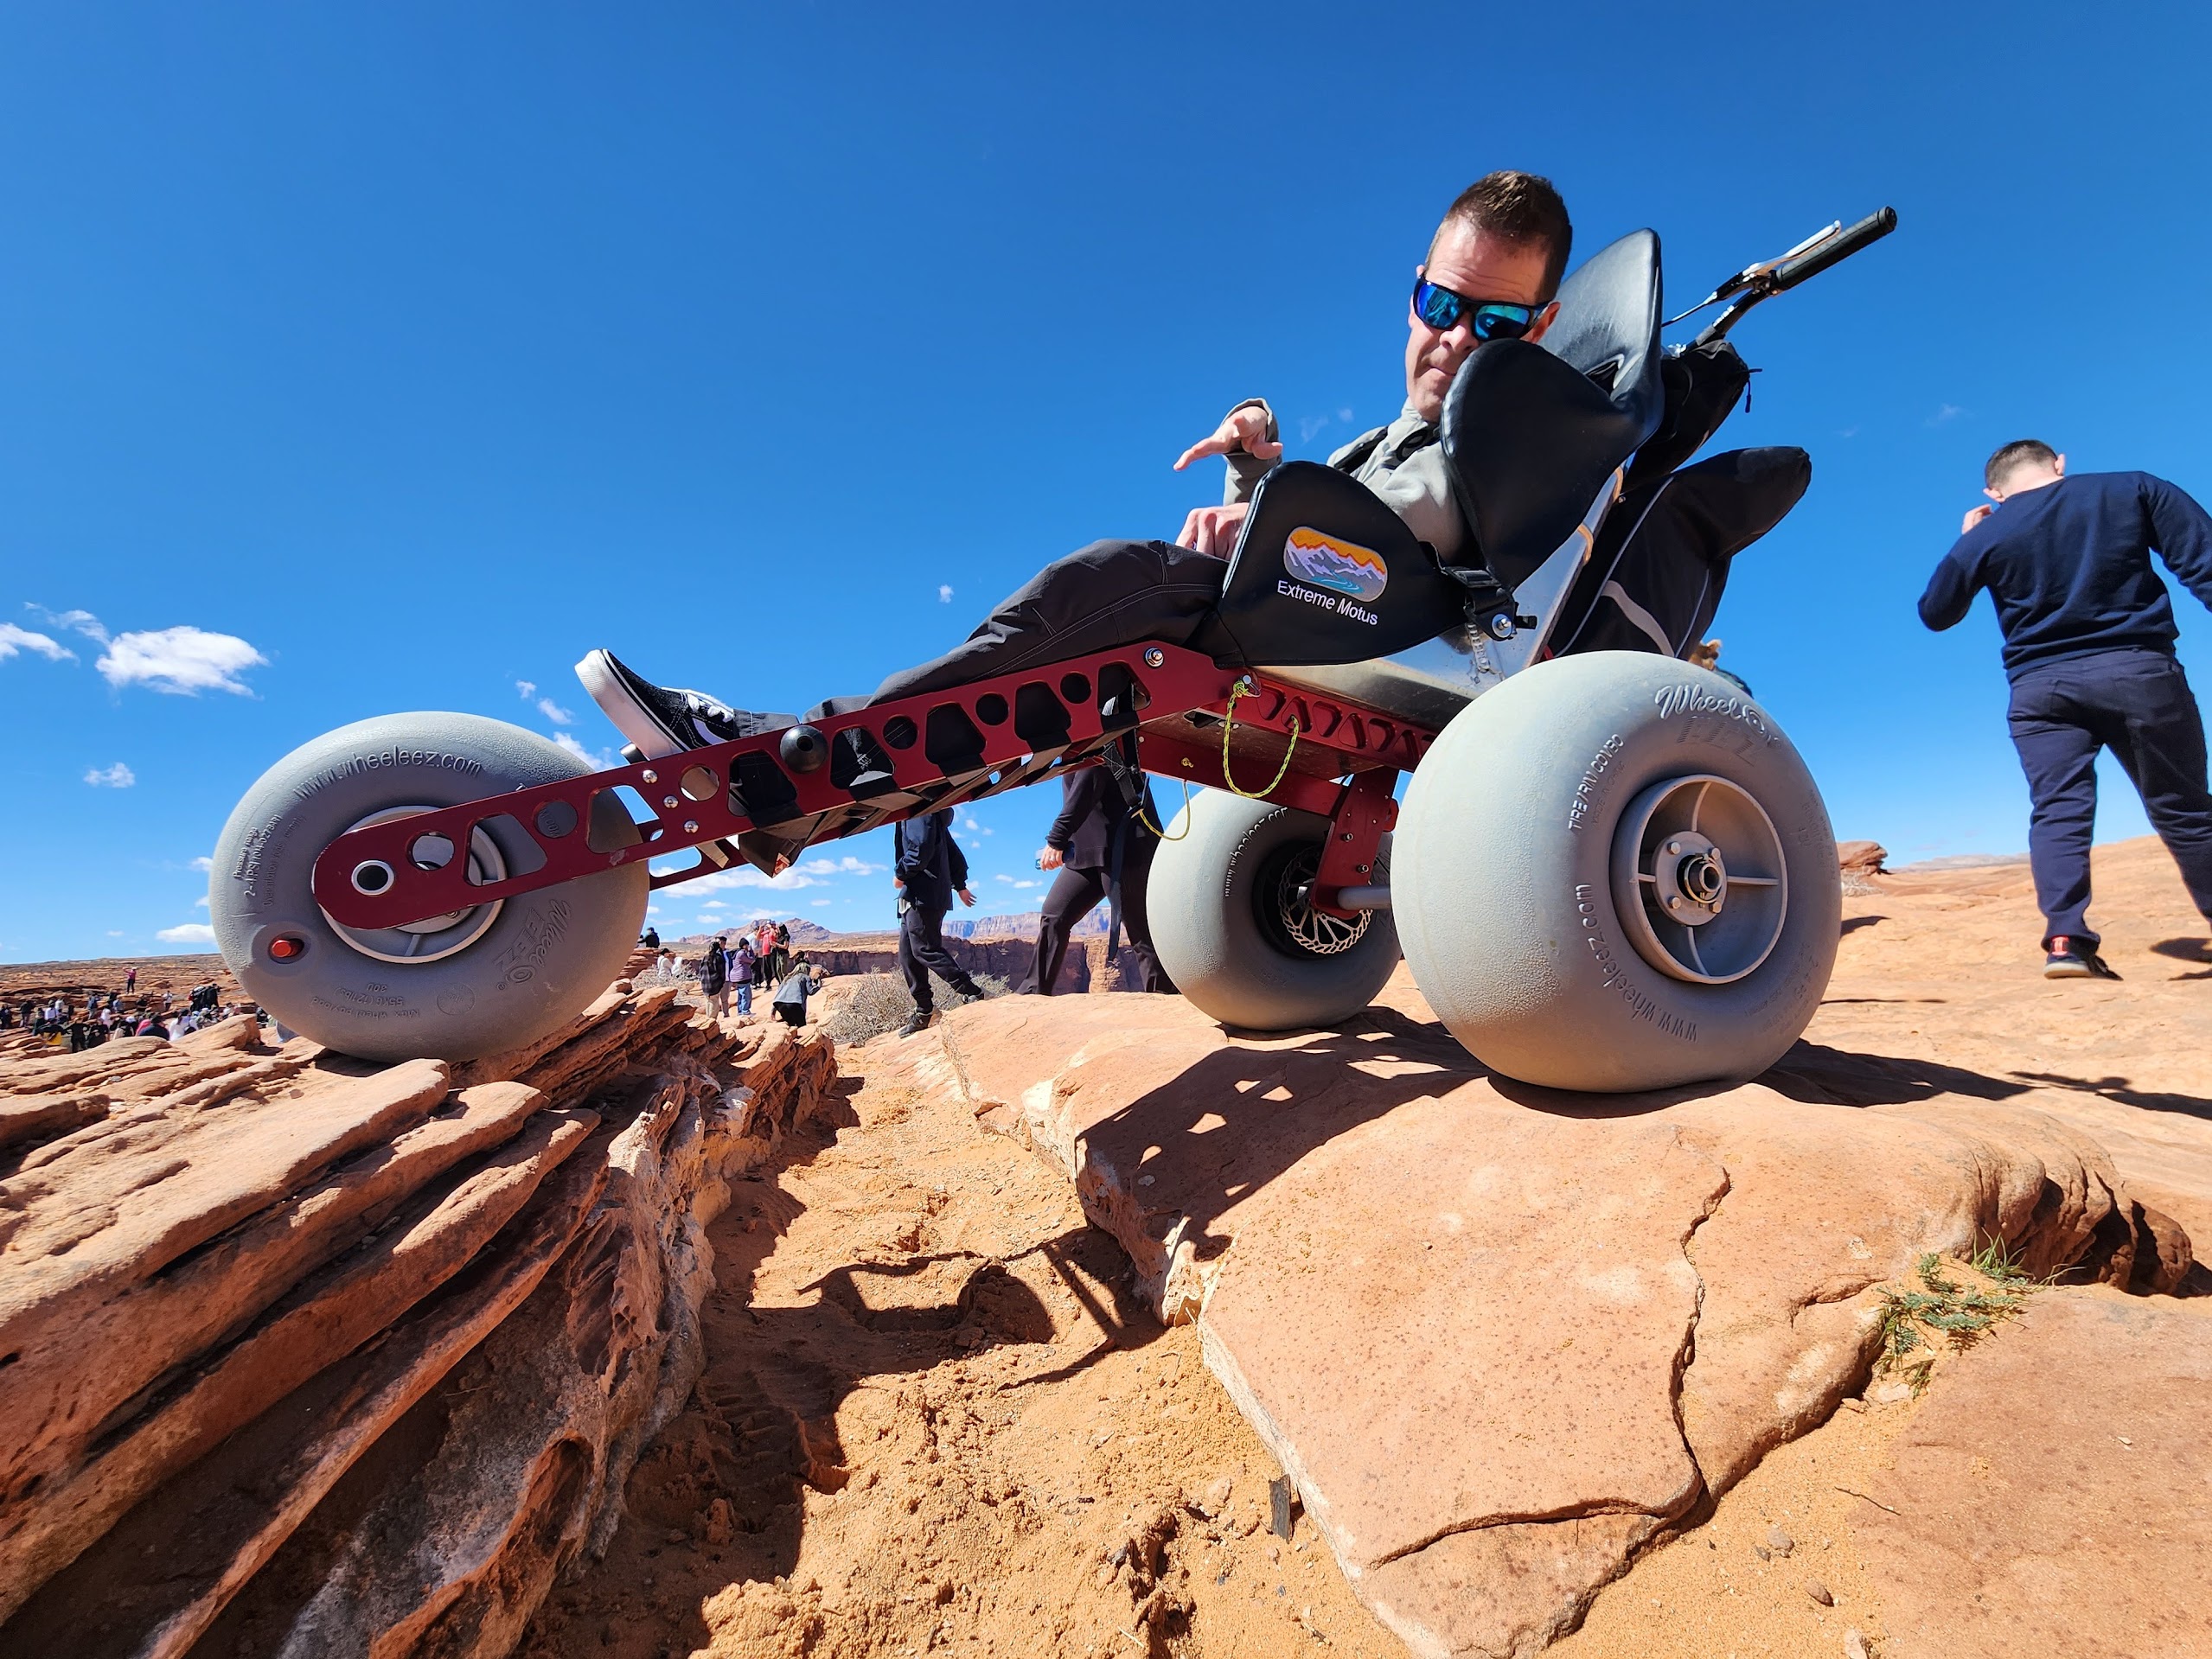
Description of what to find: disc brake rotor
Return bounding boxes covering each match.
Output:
[1258,843,1372,959]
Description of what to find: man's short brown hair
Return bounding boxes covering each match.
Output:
[1433,171,1574,301]
[1985,438,2058,490]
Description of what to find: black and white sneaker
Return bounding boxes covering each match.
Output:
[575,650,793,761]
[2043,936,2122,980]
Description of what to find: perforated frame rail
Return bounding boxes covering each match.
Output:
[310,642,1435,934]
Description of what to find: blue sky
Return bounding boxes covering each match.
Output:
[5,3,2212,960]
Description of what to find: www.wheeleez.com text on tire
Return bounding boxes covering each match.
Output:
[1576,883,1697,1042]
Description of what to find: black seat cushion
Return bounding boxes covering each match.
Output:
[1442,229,1666,590]
[1190,462,1468,667]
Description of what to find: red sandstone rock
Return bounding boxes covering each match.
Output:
[898,989,2199,1659]
[1856,1286,2212,1659]
[0,979,837,1656]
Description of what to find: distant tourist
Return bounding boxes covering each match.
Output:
[640,926,661,950]
[1687,637,1754,697]
[125,967,137,993]
[699,936,732,1017]
[732,936,757,1017]
[770,954,826,1027]
[893,807,985,1037]
[1921,440,2212,978]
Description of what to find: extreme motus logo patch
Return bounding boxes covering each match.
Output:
[1282,527,1388,603]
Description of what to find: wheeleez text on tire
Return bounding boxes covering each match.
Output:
[291,749,489,801]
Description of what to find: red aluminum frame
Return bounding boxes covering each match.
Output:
[311,641,1436,935]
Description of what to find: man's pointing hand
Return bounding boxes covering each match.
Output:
[1173,405,1282,473]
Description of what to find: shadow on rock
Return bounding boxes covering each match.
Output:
[1094,1004,1480,1266]
[1755,1040,2027,1107]
[2011,1069,2212,1124]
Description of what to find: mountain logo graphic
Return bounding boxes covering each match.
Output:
[1282,527,1388,603]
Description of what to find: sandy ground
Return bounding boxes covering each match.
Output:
[520,1047,1401,1659]
[516,836,2212,1659]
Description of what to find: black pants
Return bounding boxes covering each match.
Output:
[898,901,980,1012]
[1020,841,1171,995]
[2008,648,2212,946]
[868,539,1229,703]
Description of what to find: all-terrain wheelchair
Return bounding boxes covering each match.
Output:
[209,209,1895,1092]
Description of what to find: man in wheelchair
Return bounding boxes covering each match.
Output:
[573,171,1578,763]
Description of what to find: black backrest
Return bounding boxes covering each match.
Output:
[1442,228,1665,589]
[1191,462,1469,668]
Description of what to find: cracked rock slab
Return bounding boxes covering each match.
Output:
[914,992,2196,1659]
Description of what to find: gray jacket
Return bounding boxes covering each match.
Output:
[1219,398,1466,563]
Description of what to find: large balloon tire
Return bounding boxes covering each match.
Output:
[209,712,649,1062]
[1394,652,1838,1092]
[1149,789,1401,1031]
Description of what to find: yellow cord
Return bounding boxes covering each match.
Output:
[1137,775,1193,840]
[1220,680,1301,799]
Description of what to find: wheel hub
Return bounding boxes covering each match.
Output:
[1258,843,1372,958]
[1612,775,1787,985]
[319,807,508,965]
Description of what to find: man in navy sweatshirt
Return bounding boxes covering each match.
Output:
[1920,439,2212,978]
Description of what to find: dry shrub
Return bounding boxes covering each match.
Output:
[819,970,1010,1045]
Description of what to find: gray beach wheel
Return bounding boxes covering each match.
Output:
[1148,788,1401,1031]
[208,712,648,1062]
[1393,652,1838,1092]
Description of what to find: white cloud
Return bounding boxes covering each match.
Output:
[1012,879,1039,890]
[680,848,883,894]
[516,679,538,699]
[106,929,124,937]
[993,872,1016,884]
[156,922,217,944]
[190,855,214,872]
[700,899,726,909]
[1298,414,1331,442]
[1928,404,1964,426]
[537,697,574,726]
[1337,407,1353,423]
[97,626,267,695]
[0,623,74,663]
[937,584,954,603]
[29,606,108,642]
[194,894,209,908]
[551,731,617,770]
[84,762,136,788]
[810,899,832,907]
[688,865,821,891]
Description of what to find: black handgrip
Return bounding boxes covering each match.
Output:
[1768,207,1896,293]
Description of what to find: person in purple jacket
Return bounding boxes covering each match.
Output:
[1920,439,2212,979]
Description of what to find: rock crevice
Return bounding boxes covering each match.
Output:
[0,981,837,1657]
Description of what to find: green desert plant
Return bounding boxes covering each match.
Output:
[1872,1245,2030,1395]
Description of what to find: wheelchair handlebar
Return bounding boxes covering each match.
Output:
[1692,206,1897,344]
[1766,207,1897,293]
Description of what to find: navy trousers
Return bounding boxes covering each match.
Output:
[898,901,980,1012]
[2007,648,2212,945]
